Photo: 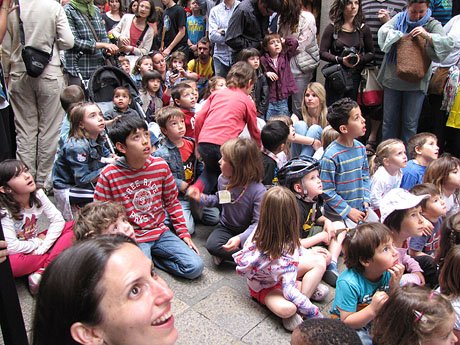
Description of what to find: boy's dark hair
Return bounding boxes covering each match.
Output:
[113,86,131,99]
[238,47,261,62]
[407,132,437,160]
[327,97,359,133]
[261,120,289,152]
[409,183,440,209]
[198,36,210,46]
[343,222,392,273]
[60,85,85,113]
[108,115,147,149]
[262,33,281,51]
[293,318,363,345]
[171,82,193,105]
[156,106,185,130]
[141,70,163,90]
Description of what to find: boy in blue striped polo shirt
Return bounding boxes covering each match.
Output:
[319,98,379,227]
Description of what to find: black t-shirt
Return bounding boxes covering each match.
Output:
[297,197,322,238]
[261,152,277,186]
[163,4,188,52]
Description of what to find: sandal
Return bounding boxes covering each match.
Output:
[366,140,377,156]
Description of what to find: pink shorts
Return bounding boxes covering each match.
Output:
[249,283,282,305]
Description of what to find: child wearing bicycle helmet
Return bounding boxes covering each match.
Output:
[278,155,346,287]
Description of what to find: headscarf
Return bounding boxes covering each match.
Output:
[386,7,432,64]
[69,0,97,18]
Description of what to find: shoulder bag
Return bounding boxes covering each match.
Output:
[295,36,320,73]
[396,33,431,83]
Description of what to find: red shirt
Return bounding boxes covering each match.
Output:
[129,22,143,47]
[181,108,195,138]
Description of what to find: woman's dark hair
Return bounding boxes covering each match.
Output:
[278,0,302,33]
[135,0,156,23]
[329,0,365,33]
[32,235,137,345]
[0,159,41,221]
[407,0,430,6]
[238,47,261,62]
[128,0,138,13]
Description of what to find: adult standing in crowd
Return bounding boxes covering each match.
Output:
[2,0,74,187]
[63,0,119,85]
[320,0,375,106]
[112,0,156,56]
[187,37,214,80]
[278,0,318,117]
[377,0,453,145]
[225,0,282,63]
[102,0,123,37]
[161,0,189,57]
[208,0,239,78]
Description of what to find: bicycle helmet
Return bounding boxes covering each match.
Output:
[278,155,320,187]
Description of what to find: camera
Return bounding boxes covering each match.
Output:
[220,30,226,36]
[172,68,179,75]
[341,47,359,65]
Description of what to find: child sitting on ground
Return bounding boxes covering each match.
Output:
[94,115,203,279]
[278,156,346,287]
[165,51,199,88]
[139,70,169,122]
[58,85,86,149]
[380,188,427,286]
[319,98,378,227]
[234,186,323,332]
[154,107,219,234]
[409,183,447,287]
[261,120,290,186]
[312,125,339,160]
[291,319,363,345]
[73,201,136,241]
[330,223,404,345]
[103,86,140,126]
[260,35,298,120]
[172,82,196,138]
[131,55,154,89]
[400,132,439,190]
[436,212,460,270]
[118,55,131,75]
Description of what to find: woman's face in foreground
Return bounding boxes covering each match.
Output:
[95,243,177,345]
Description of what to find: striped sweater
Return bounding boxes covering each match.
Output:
[94,156,190,243]
[319,140,370,220]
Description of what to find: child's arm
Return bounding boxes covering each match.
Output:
[67,141,106,187]
[2,214,43,255]
[243,98,262,147]
[338,291,389,329]
[162,28,186,57]
[33,190,65,255]
[388,263,405,293]
[408,235,430,257]
[300,215,336,248]
[283,37,299,59]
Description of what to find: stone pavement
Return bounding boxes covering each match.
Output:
[1,218,339,345]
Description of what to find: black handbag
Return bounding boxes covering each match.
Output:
[322,64,352,92]
[15,0,54,77]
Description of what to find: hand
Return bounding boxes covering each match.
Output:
[169,72,179,86]
[312,246,329,259]
[312,138,322,151]
[0,240,8,264]
[186,186,201,201]
[119,35,130,46]
[178,67,188,78]
[266,72,279,81]
[369,291,389,314]
[388,263,405,290]
[222,236,241,251]
[161,47,171,57]
[422,217,434,236]
[363,202,370,221]
[180,181,189,193]
[38,233,46,241]
[347,208,366,224]
[183,236,200,255]
[104,43,119,55]
[343,54,360,68]
[119,45,133,53]
[378,9,391,23]
[323,220,337,240]
[411,26,430,40]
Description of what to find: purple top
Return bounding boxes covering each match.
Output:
[396,245,423,273]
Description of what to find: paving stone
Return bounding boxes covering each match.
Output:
[242,313,292,345]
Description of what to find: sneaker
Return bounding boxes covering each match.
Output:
[282,313,303,332]
[212,255,223,266]
[310,283,329,302]
[28,268,45,296]
[323,266,339,288]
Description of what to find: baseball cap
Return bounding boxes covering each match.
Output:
[380,188,430,223]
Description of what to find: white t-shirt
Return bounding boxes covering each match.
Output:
[443,192,460,218]
[370,166,402,210]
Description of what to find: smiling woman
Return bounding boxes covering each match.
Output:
[32,234,178,345]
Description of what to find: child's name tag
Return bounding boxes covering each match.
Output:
[218,190,232,204]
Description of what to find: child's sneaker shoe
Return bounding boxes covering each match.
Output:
[282,313,303,332]
[310,283,329,302]
[323,262,339,287]
[28,268,45,296]
[212,255,223,266]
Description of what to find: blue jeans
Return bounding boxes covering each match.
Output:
[213,57,231,78]
[356,328,372,345]
[291,122,322,157]
[266,98,290,120]
[382,87,425,145]
[165,199,220,234]
[138,230,204,279]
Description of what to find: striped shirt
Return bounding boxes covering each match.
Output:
[320,140,370,220]
[94,156,190,243]
[361,0,407,66]
[431,0,452,25]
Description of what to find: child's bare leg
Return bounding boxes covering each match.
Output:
[264,289,297,318]
[297,250,327,298]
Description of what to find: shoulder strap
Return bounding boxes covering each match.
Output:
[81,12,100,42]
[135,24,149,47]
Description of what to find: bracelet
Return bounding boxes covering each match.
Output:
[1,6,8,10]
[335,56,339,63]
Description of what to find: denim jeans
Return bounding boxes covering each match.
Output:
[382,87,425,145]
[213,57,231,78]
[291,122,323,157]
[266,98,290,120]
[138,230,204,279]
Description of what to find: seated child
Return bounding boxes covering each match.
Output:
[330,223,404,345]
[139,70,171,122]
[436,212,460,269]
[165,51,199,88]
[131,55,154,89]
[103,86,140,126]
[380,188,428,286]
[118,55,131,75]
[94,115,204,279]
[400,132,439,190]
[58,85,86,150]
[73,201,136,241]
[278,156,345,287]
[154,107,219,234]
[312,125,339,160]
[260,120,289,186]
[234,186,322,332]
[291,319,362,345]
[53,102,115,216]
[409,183,447,287]
[171,82,196,138]
[319,98,379,227]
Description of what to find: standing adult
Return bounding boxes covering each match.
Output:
[225,0,282,63]
[208,0,239,77]
[278,0,318,117]
[320,0,375,106]
[2,0,74,187]
[161,0,189,57]
[377,0,453,144]
[102,0,123,36]
[63,0,119,85]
